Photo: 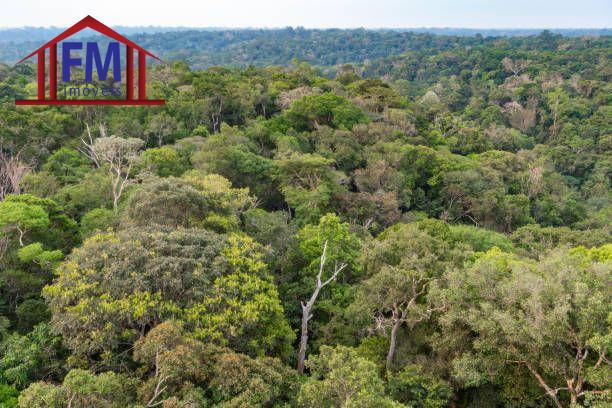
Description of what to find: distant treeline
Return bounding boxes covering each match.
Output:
[0,27,610,67]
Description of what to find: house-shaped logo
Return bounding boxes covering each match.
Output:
[15,15,165,106]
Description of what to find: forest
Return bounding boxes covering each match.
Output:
[0,29,610,407]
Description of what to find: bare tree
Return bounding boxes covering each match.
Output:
[146,349,170,407]
[278,86,312,110]
[297,240,347,374]
[77,123,105,168]
[92,136,144,211]
[0,235,8,261]
[146,113,179,147]
[353,262,444,370]
[503,100,537,133]
[525,165,544,198]
[502,57,530,77]
[0,141,30,200]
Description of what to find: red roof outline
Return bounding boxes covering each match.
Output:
[16,15,161,64]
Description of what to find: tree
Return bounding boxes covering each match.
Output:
[190,125,279,208]
[503,100,537,134]
[123,177,214,229]
[183,171,255,223]
[79,208,118,238]
[77,123,104,169]
[546,88,570,141]
[286,92,369,131]
[298,345,404,407]
[353,223,449,369]
[42,148,91,185]
[354,265,442,370]
[43,228,293,360]
[139,146,187,177]
[297,241,347,374]
[387,365,453,408]
[0,383,18,408]
[133,320,299,407]
[133,320,206,407]
[145,112,180,147]
[502,57,530,77]
[0,324,63,389]
[0,142,30,200]
[18,369,137,408]
[440,246,611,407]
[209,349,300,406]
[290,214,361,372]
[0,197,49,247]
[53,169,114,219]
[91,136,144,211]
[21,171,60,198]
[124,174,254,232]
[0,194,78,253]
[484,125,531,152]
[275,153,344,224]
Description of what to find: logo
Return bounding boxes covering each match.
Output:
[15,15,164,106]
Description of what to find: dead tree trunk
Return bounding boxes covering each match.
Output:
[0,142,30,200]
[297,241,346,374]
[386,317,402,369]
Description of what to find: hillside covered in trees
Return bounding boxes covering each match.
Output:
[0,28,610,68]
[0,30,610,407]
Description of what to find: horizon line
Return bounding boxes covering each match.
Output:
[0,25,610,31]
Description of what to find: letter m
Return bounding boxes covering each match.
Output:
[85,42,121,82]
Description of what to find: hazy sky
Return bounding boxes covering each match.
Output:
[2,0,610,28]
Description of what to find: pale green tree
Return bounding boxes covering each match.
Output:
[439,245,611,408]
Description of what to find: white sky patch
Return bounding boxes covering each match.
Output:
[1,0,610,28]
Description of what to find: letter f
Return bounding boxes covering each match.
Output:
[62,42,82,82]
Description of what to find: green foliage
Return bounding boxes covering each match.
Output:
[43,228,293,360]
[15,299,50,334]
[0,198,50,245]
[298,213,361,277]
[0,383,18,408]
[16,243,62,267]
[511,223,610,255]
[42,148,90,185]
[362,222,453,275]
[124,173,253,232]
[439,245,611,406]
[79,208,118,237]
[18,369,137,408]
[1,194,78,252]
[132,320,299,406]
[190,125,279,207]
[140,146,188,177]
[123,176,216,229]
[21,171,60,198]
[298,345,404,407]
[0,29,610,406]
[276,153,344,224]
[53,170,113,219]
[387,365,453,408]
[0,324,63,389]
[449,224,515,252]
[209,350,300,406]
[286,92,369,131]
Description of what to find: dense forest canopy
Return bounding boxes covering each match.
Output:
[0,28,610,407]
[0,28,610,68]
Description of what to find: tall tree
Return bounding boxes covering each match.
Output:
[297,240,346,374]
[354,264,443,370]
[440,246,611,407]
[0,142,29,200]
[91,136,144,211]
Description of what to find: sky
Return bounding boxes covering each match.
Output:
[2,0,610,28]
